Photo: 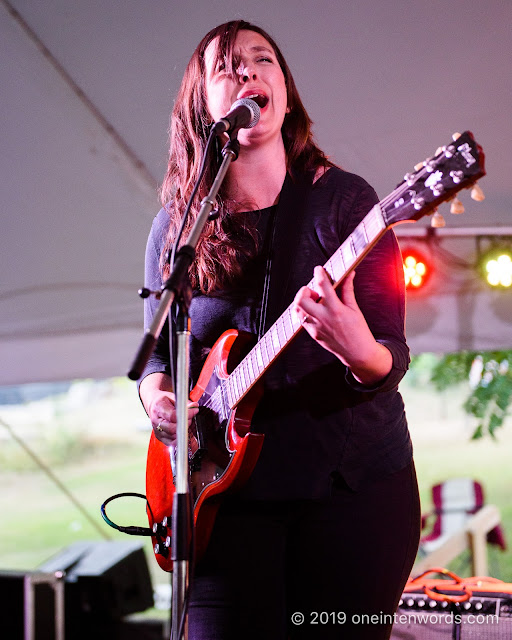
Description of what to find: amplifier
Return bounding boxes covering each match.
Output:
[391,568,512,639]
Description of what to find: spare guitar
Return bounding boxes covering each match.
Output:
[146,131,486,571]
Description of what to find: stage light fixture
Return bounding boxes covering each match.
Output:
[482,250,512,288]
[402,249,431,290]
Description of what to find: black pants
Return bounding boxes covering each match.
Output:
[188,462,420,640]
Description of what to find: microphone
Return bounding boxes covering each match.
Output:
[213,98,260,135]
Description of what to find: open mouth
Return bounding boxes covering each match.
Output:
[244,93,269,109]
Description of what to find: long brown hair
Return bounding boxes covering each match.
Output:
[160,20,332,293]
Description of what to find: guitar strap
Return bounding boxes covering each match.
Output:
[258,169,314,340]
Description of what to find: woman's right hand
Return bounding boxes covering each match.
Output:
[147,390,199,447]
[139,373,199,447]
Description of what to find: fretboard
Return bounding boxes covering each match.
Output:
[223,202,388,409]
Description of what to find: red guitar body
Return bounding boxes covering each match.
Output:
[146,329,264,572]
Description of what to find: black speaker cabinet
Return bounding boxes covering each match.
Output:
[39,540,154,619]
[1,540,157,640]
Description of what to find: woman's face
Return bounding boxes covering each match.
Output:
[203,29,288,148]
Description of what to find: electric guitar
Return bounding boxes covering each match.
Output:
[146,131,485,571]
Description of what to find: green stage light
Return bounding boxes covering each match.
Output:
[484,252,512,288]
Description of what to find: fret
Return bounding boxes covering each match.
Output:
[282,309,292,340]
[235,368,243,398]
[232,369,240,400]
[241,360,249,389]
[277,319,286,346]
[288,305,300,333]
[341,238,355,269]
[261,336,271,367]
[246,358,253,386]
[289,306,299,335]
[351,223,368,256]
[244,353,252,383]
[226,378,235,408]
[252,350,262,378]
[255,343,264,370]
[247,351,256,381]
[365,203,387,241]
[266,333,276,361]
[330,250,345,282]
[238,367,246,396]
[323,258,335,282]
[271,326,281,353]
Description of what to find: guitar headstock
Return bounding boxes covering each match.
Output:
[383,131,486,227]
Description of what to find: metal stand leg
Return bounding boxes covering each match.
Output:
[23,572,65,640]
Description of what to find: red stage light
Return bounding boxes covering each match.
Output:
[402,249,430,289]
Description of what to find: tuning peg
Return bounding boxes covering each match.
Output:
[431,210,446,227]
[443,144,456,158]
[471,183,485,201]
[435,147,443,156]
[450,197,465,214]
[414,162,423,171]
[452,132,461,141]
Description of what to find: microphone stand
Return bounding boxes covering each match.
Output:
[128,134,240,640]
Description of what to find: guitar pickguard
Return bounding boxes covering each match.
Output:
[189,368,232,502]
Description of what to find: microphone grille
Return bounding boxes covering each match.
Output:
[232,97,261,128]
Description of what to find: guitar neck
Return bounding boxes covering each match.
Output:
[223,130,486,409]
[224,202,389,409]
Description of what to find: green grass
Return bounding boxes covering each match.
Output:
[401,381,512,581]
[0,375,511,595]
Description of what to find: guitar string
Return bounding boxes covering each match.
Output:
[199,150,462,415]
[195,148,475,455]
[220,203,391,408]
[216,178,416,410]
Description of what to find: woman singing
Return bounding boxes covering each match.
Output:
[139,20,420,640]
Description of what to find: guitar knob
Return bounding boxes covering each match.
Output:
[152,521,167,537]
[471,183,485,201]
[431,210,446,227]
[450,197,465,214]
[154,542,169,558]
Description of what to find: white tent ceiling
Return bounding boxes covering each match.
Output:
[1,0,511,385]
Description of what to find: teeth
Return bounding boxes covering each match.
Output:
[243,93,268,108]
